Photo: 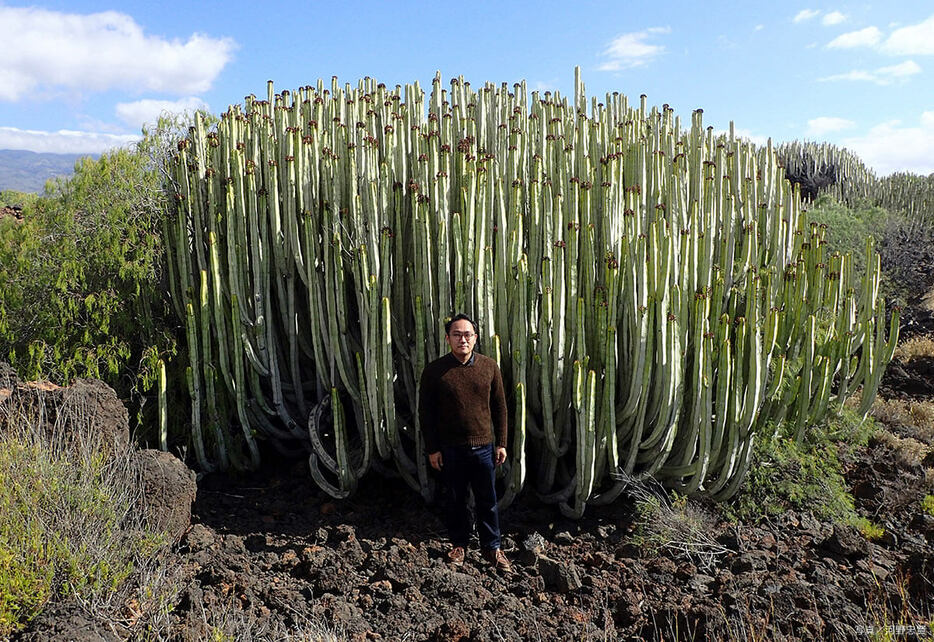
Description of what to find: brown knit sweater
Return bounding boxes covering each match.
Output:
[418,351,508,454]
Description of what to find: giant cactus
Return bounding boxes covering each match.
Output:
[165,70,897,515]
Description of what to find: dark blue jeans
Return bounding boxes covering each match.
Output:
[441,444,501,551]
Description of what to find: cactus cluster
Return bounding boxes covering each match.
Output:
[779,141,934,230]
[163,70,897,515]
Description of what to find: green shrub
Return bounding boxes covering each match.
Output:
[0,398,168,637]
[922,495,934,517]
[0,117,203,442]
[0,148,171,383]
[0,190,36,208]
[726,408,876,530]
[807,195,888,270]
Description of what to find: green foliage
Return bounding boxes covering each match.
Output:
[807,195,888,273]
[729,434,855,521]
[726,408,876,528]
[0,408,167,637]
[0,122,193,442]
[855,516,885,541]
[0,190,36,208]
[922,495,934,517]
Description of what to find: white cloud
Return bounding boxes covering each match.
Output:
[598,27,670,71]
[115,97,210,129]
[819,60,921,84]
[806,117,856,136]
[842,112,934,175]
[822,11,846,26]
[877,60,923,78]
[0,126,139,154]
[821,70,876,82]
[754,24,765,32]
[826,26,882,48]
[881,13,934,55]
[794,9,820,23]
[0,6,235,102]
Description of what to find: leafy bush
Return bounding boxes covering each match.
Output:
[0,396,168,637]
[805,194,934,307]
[0,148,172,383]
[0,117,203,441]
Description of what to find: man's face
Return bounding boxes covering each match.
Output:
[446,319,477,359]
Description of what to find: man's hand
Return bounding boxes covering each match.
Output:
[429,451,443,471]
[495,447,507,466]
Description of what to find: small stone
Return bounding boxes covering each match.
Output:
[435,618,470,642]
[614,589,643,626]
[185,523,215,552]
[538,555,582,593]
[554,531,574,545]
[822,525,870,560]
[368,579,393,597]
[278,549,299,570]
[687,573,714,594]
[519,531,546,565]
[732,550,771,573]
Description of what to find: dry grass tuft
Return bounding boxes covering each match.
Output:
[619,471,728,572]
[870,398,934,445]
[142,598,346,642]
[893,334,934,363]
[872,430,930,469]
[0,392,180,639]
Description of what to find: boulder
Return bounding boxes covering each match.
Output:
[0,375,129,449]
[49,378,130,448]
[136,449,197,543]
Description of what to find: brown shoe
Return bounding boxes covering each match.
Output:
[483,548,512,573]
[446,546,465,566]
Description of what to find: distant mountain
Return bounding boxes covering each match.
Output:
[0,149,94,193]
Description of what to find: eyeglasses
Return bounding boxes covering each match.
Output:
[449,332,476,340]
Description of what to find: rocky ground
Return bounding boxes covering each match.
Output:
[10,307,934,642]
[143,301,934,642]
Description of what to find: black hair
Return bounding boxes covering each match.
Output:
[445,313,479,337]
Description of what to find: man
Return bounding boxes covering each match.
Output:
[419,313,512,573]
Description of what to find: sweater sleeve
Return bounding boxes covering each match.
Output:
[419,365,440,454]
[489,362,508,449]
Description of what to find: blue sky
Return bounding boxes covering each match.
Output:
[1,1,932,175]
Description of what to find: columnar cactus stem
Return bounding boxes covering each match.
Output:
[164,69,896,513]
